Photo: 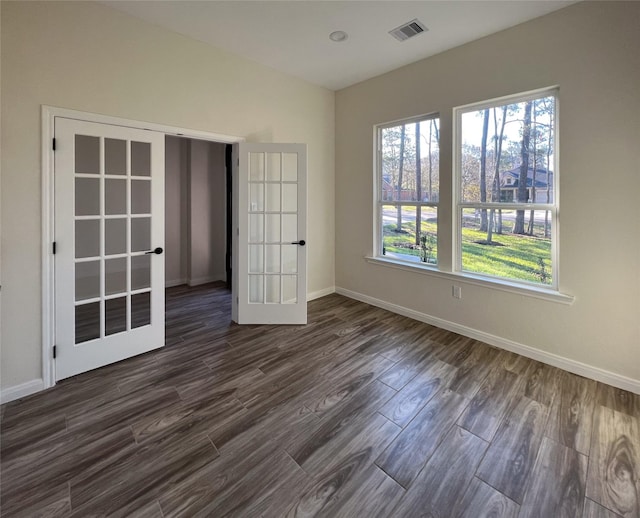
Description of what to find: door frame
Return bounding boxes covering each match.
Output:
[41,105,243,389]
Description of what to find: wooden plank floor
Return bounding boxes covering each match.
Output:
[2,282,639,517]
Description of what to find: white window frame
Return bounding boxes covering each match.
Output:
[453,87,560,290]
[374,113,440,267]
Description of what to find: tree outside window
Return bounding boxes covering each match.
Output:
[374,89,558,289]
[378,115,440,265]
[456,90,557,286]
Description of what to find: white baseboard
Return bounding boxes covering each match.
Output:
[1,378,45,404]
[188,275,225,287]
[308,286,336,301]
[165,278,187,288]
[335,286,640,395]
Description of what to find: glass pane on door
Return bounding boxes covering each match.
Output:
[75,302,100,344]
[131,255,151,290]
[106,297,127,336]
[75,178,100,216]
[105,179,127,215]
[105,219,127,255]
[282,275,297,304]
[282,153,297,182]
[75,135,100,174]
[131,142,151,176]
[75,220,100,258]
[131,292,151,328]
[131,180,151,214]
[105,138,126,175]
[74,134,154,344]
[246,150,300,306]
[265,276,280,303]
[105,258,127,295]
[75,261,100,301]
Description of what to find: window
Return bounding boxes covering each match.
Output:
[372,88,560,295]
[376,115,440,265]
[455,89,558,287]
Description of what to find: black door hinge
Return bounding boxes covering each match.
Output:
[53,241,57,254]
[52,138,56,151]
[53,345,57,359]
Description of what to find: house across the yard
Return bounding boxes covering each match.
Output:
[500,165,554,203]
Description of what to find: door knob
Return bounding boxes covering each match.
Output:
[145,247,164,255]
[291,240,306,246]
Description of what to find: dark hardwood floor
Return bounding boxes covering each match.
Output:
[2,283,639,517]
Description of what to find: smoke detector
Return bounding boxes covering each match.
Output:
[389,19,428,42]
[329,31,348,42]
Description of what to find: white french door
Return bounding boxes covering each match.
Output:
[233,143,307,324]
[54,117,165,380]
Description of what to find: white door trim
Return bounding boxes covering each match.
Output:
[41,105,244,390]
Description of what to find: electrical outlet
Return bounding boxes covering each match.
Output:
[452,285,462,299]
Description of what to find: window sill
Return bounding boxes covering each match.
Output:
[365,256,575,305]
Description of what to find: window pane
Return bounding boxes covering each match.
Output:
[105,297,127,336]
[282,245,297,274]
[282,214,297,243]
[75,178,100,216]
[380,119,440,203]
[265,275,280,303]
[249,153,264,181]
[250,183,264,212]
[282,184,297,212]
[131,218,151,252]
[460,208,552,285]
[131,180,151,214]
[105,218,127,255]
[75,302,100,344]
[249,245,263,273]
[75,219,100,258]
[266,153,281,181]
[249,214,264,243]
[75,135,100,174]
[282,153,297,181]
[460,96,555,204]
[265,184,280,212]
[131,255,151,290]
[131,142,151,176]
[265,214,280,243]
[282,275,297,304]
[131,292,151,328]
[265,245,280,273]
[381,205,437,265]
[105,179,127,215]
[76,260,100,301]
[105,138,126,175]
[105,257,127,295]
[249,275,263,303]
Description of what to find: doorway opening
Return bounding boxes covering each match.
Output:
[164,136,232,292]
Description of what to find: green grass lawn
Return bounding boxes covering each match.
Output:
[383,219,438,264]
[383,218,551,285]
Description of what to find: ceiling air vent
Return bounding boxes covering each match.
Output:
[389,19,428,42]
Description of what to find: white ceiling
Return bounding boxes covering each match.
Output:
[104,1,576,91]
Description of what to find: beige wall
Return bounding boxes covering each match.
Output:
[0,1,335,390]
[335,2,640,385]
